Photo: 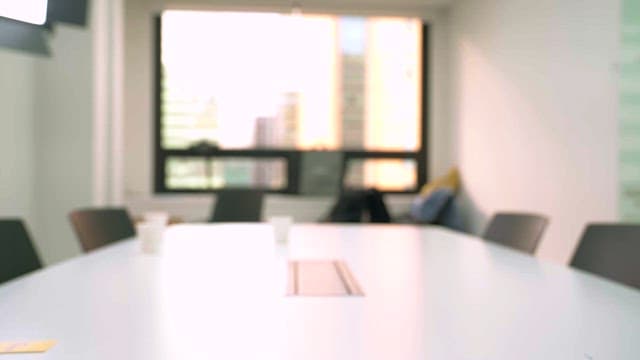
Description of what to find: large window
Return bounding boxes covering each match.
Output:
[155,10,428,194]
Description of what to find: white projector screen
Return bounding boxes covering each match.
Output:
[0,0,48,25]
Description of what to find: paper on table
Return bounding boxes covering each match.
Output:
[0,340,56,354]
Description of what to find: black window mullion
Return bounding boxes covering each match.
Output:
[153,15,164,194]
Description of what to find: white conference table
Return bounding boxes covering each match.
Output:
[1,224,639,359]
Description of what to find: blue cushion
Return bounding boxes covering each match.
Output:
[410,188,454,224]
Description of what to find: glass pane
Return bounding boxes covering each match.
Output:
[166,157,287,190]
[344,158,417,191]
[161,11,421,152]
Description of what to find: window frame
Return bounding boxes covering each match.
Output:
[153,14,430,195]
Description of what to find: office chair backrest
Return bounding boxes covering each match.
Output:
[0,219,42,284]
[69,208,136,252]
[571,224,640,290]
[298,151,345,196]
[482,212,549,254]
[210,190,264,222]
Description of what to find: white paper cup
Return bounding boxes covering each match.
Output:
[137,222,165,254]
[270,216,293,244]
[143,211,170,226]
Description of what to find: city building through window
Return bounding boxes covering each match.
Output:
[155,10,428,193]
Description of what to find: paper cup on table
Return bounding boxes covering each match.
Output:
[270,216,293,244]
[137,222,165,254]
[143,211,170,226]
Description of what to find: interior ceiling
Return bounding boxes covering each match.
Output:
[299,0,451,4]
[167,0,452,14]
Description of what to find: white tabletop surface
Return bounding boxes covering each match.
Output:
[1,224,639,359]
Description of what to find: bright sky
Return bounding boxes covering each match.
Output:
[162,11,332,108]
[162,10,421,153]
[162,11,338,148]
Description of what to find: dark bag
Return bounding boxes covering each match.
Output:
[325,189,390,223]
[365,188,391,223]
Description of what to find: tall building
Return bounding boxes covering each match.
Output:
[252,93,300,189]
[280,92,300,149]
[339,17,367,188]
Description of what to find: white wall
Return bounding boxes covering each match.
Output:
[0,30,96,266]
[451,0,619,263]
[123,0,453,222]
[0,28,95,265]
[32,25,94,264]
[28,0,120,265]
[0,50,36,246]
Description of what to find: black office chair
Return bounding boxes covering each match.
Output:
[482,212,549,254]
[0,219,42,284]
[570,224,640,290]
[69,207,136,252]
[209,190,264,222]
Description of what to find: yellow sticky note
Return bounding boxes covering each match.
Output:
[0,340,56,354]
